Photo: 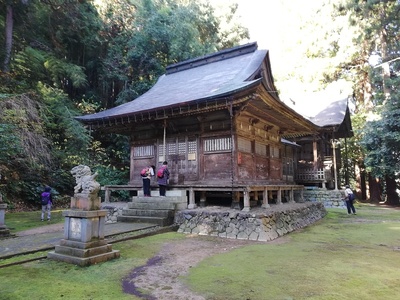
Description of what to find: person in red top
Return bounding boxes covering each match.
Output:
[157,161,170,197]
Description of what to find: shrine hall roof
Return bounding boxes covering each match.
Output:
[76,42,266,123]
[310,98,349,127]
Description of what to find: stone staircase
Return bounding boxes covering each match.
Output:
[117,190,188,226]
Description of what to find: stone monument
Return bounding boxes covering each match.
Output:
[47,165,120,266]
[0,192,11,238]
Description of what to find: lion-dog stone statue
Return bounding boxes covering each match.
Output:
[70,165,101,210]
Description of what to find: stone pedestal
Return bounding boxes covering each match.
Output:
[0,203,11,237]
[70,193,101,211]
[48,195,120,266]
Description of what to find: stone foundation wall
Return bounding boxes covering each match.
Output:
[175,202,327,242]
[101,204,124,223]
[299,189,346,209]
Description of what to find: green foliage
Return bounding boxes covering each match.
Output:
[0,123,23,163]
[0,93,51,203]
[0,88,91,203]
[94,165,130,200]
[361,91,400,178]
[14,47,88,90]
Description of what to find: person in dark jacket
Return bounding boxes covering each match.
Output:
[41,186,53,221]
[157,161,170,197]
[344,185,356,215]
[142,165,155,197]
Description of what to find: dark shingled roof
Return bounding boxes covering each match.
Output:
[310,98,348,127]
[309,98,353,138]
[76,42,266,122]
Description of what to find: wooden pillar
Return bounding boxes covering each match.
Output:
[276,188,282,205]
[105,187,111,203]
[313,140,318,170]
[199,191,206,207]
[289,188,294,203]
[262,187,270,208]
[188,187,196,209]
[332,140,338,190]
[268,190,273,203]
[129,145,135,184]
[242,188,250,211]
[231,191,241,210]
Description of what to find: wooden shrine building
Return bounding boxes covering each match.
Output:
[76,42,352,211]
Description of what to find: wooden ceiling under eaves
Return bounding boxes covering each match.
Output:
[240,88,319,139]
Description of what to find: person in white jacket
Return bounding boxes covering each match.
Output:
[344,185,356,215]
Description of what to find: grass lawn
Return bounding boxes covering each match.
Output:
[1,204,400,299]
[6,209,64,232]
[186,205,400,300]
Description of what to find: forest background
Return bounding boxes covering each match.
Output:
[0,0,399,208]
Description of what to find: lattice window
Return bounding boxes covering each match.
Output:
[255,142,267,156]
[133,145,154,157]
[204,137,232,152]
[238,137,251,153]
[178,142,186,154]
[270,145,280,158]
[168,143,176,155]
[188,140,197,161]
[158,145,166,156]
[188,141,197,153]
[283,157,294,175]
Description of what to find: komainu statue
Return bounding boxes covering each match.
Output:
[71,165,100,196]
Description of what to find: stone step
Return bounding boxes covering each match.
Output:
[132,196,186,203]
[138,190,186,197]
[128,201,177,210]
[122,209,174,218]
[117,215,174,226]
[131,197,187,210]
[47,250,120,267]
[53,244,113,258]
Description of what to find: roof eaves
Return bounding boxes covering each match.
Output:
[76,79,262,125]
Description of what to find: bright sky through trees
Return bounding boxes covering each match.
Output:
[218,0,355,107]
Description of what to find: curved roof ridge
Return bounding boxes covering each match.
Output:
[166,42,258,74]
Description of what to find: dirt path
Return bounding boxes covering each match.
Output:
[122,234,289,300]
[17,223,64,236]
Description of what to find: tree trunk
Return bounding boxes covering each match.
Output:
[368,173,382,203]
[355,161,368,201]
[385,175,400,206]
[360,169,367,201]
[3,4,14,73]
